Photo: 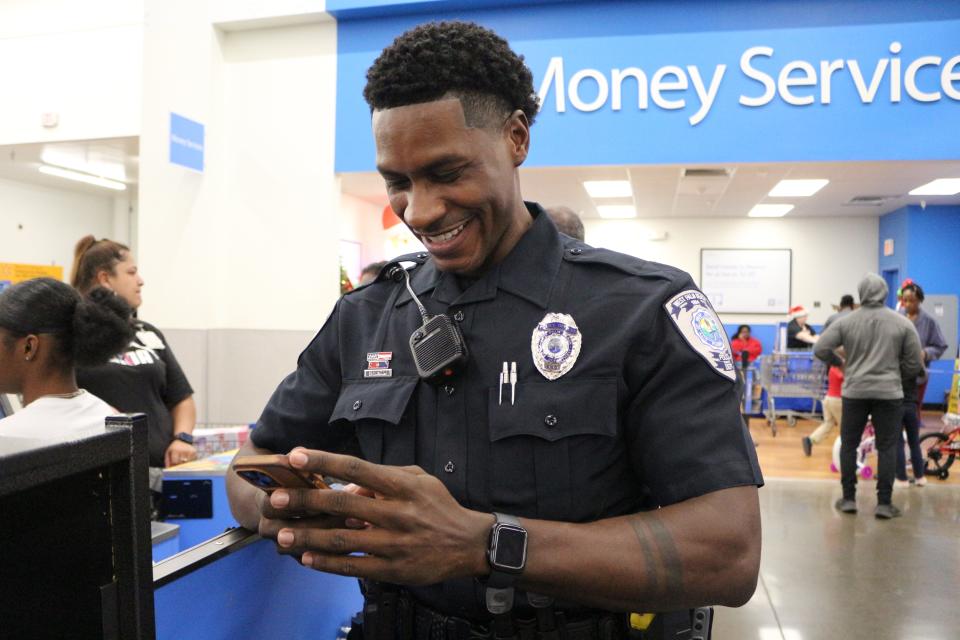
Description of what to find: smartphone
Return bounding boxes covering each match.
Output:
[233,454,330,493]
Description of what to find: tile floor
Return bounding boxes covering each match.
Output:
[713,478,960,640]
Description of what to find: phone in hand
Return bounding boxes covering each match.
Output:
[233,454,330,493]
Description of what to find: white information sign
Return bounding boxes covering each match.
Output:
[700,249,791,314]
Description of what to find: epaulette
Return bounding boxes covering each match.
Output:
[375,251,429,282]
[560,240,683,282]
[343,252,430,295]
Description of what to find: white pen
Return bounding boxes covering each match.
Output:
[500,361,509,406]
[510,361,517,406]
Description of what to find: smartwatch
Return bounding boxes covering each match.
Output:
[488,513,527,581]
[174,432,195,445]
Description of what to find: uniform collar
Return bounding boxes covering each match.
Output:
[395,201,563,310]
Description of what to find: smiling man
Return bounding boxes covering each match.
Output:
[227,21,762,640]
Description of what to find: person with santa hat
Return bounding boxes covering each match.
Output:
[786,305,819,349]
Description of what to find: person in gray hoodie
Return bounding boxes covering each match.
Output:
[815,273,924,519]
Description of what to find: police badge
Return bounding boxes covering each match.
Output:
[664,290,736,382]
[531,313,581,380]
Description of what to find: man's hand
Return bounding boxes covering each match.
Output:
[257,448,494,586]
[165,439,197,467]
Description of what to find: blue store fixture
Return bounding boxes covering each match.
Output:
[154,529,363,640]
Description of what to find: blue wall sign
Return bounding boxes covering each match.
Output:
[170,113,205,172]
[333,0,960,172]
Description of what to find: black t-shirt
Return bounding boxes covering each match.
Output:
[77,320,193,466]
[787,318,817,349]
[252,203,763,621]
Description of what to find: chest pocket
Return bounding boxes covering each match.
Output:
[487,378,619,521]
[329,377,418,465]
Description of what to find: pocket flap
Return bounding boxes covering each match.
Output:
[329,376,419,425]
[488,378,618,442]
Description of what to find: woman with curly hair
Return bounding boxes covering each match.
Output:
[0,278,133,438]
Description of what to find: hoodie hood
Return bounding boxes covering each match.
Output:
[858,273,888,307]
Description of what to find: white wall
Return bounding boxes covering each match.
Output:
[139,0,339,330]
[586,216,879,326]
[0,0,143,145]
[0,177,114,275]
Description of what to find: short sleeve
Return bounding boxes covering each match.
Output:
[147,323,194,407]
[250,300,359,456]
[625,280,763,507]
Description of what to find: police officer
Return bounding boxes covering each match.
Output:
[227,21,762,640]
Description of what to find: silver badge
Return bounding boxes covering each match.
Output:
[531,313,581,380]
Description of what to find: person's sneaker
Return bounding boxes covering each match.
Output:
[915,476,927,487]
[875,504,902,519]
[834,498,857,513]
[895,478,911,488]
[802,437,813,457]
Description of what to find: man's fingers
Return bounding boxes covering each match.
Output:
[276,525,399,557]
[288,449,410,497]
[301,551,395,583]
[266,486,398,526]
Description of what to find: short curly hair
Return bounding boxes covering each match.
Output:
[363,21,540,128]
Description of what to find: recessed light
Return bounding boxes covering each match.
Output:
[908,178,960,196]
[39,165,127,191]
[597,205,637,219]
[768,179,828,197]
[748,204,794,218]
[584,180,632,198]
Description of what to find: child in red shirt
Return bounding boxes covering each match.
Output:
[803,365,843,456]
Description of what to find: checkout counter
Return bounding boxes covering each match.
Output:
[1,420,363,639]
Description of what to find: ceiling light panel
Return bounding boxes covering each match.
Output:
[908,178,960,196]
[748,204,794,218]
[597,204,637,219]
[584,180,633,198]
[768,179,829,197]
[39,165,127,191]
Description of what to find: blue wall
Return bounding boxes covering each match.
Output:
[879,204,960,406]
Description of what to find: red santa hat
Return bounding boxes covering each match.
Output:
[788,305,808,319]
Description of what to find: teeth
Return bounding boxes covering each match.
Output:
[426,223,465,244]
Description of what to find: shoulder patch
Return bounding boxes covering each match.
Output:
[664,290,736,382]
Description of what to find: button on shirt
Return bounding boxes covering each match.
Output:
[252,202,763,620]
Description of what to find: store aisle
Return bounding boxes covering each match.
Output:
[714,478,960,640]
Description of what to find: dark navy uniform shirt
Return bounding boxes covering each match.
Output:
[252,202,763,619]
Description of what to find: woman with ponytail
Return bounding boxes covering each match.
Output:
[71,236,198,468]
[0,278,134,438]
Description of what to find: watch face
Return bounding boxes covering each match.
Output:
[493,525,527,572]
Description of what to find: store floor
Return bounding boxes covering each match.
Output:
[713,478,960,640]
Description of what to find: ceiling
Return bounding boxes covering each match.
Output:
[0,137,139,196]
[340,159,960,219]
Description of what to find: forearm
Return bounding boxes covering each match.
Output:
[515,486,761,611]
[170,397,197,435]
[226,439,273,530]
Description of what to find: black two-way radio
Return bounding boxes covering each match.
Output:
[387,264,469,383]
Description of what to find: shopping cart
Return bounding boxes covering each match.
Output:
[758,351,828,436]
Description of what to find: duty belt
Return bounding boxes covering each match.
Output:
[359,585,710,640]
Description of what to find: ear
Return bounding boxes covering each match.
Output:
[503,109,530,167]
[22,335,39,362]
[96,269,113,289]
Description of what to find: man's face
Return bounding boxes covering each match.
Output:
[373,98,527,275]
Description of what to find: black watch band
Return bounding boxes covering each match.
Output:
[174,432,195,445]
[485,513,527,613]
